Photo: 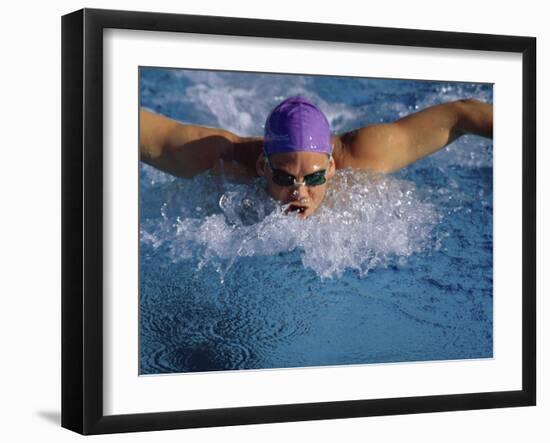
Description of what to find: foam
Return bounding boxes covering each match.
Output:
[140,167,440,280]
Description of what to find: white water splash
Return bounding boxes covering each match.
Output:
[141,168,440,279]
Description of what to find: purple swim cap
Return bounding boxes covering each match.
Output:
[264,96,332,156]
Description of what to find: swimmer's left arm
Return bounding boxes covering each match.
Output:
[336,99,493,173]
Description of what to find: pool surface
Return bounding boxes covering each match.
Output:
[139,68,493,374]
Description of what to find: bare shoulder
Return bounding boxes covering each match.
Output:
[332,99,492,173]
[331,123,407,172]
[140,108,263,179]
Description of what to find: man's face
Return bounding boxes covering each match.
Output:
[257,151,336,219]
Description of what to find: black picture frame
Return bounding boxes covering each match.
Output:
[61,8,536,435]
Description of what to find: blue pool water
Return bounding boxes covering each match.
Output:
[139,67,493,374]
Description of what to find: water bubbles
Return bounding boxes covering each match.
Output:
[141,168,440,280]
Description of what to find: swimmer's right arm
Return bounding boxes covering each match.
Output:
[140,108,240,178]
[140,109,263,178]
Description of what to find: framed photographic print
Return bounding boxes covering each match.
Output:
[61,8,536,435]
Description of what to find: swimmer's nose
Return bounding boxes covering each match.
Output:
[291,184,309,200]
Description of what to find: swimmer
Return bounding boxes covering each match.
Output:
[140,95,493,219]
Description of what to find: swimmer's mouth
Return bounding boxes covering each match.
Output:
[286,204,309,216]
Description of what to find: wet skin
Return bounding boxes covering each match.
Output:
[255,151,336,219]
[139,99,493,218]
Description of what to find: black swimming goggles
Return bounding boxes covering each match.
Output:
[265,155,330,187]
